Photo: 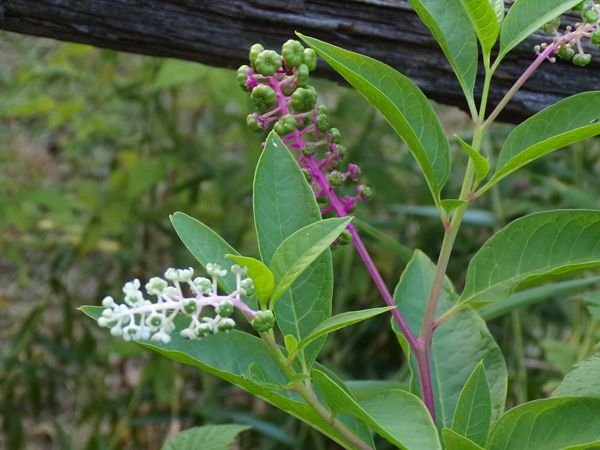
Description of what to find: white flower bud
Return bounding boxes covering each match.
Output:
[178,267,194,282]
[180,328,197,340]
[193,277,212,294]
[164,268,179,281]
[151,330,171,344]
[102,296,116,308]
[206,263,227,277]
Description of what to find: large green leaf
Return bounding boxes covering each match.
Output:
[393,251,507,428]
[484,92,600,191]
[406,0,478,100]
[461,210,600,304]
[81,307,367,448]
[296,306,395,352]
[461,0,499,61]
[487,397,600,450]
[162,424,250,450]
[443,428,485,450]
[269,217,352,305]
[553,353,600,398]
[298,34,451,204]
[451,362,492,447]
[170,212,240,293]
[312,369,441,450]
[497,0,582,62]
[253,132,332,365]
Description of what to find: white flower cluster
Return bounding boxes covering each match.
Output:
[97,264,256,344]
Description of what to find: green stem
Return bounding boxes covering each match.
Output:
[259,332,372,450]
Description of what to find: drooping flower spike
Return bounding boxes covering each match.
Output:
[238,39,373,243]
[96,264,273,344]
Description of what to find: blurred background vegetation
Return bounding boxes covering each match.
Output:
[1,31,599,450]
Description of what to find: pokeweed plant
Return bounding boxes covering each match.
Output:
[82,1,600,449]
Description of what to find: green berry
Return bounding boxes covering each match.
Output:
[583,8,599,23]
[301,168,312,182]
[336,230,352,246]
[296,64,309,87]
[291,87,317,112]
[573,53,592,66]
[274,114,297,135]
[329,128,341,143]
[237,65,251,90]
[251,85,277,113]
[335,144,347,159]
[558,44,575,61]
[255,50,282,76]
[541,17,560,34]
[246,114,264,132]
[359,184,373,201]
[252,310,275,332]
[249,43,264,67]
[183,299,198,315]
[592,29,600,46]
[316,114,330,131]
[327,171,344,187]
[303,48,317,71]
[216,300,234,317]
[282,39,305,67]
[317,105,329,115]
[302,145,316,157]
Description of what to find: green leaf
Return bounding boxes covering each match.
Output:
[312,369,441,449]
[487,397,600,450]
[478,277,600,320]
[553,353,600,398]
[170,212,240,293]
[393,251,507,428]
[485,92,600,191]
[451,362,492,446]
[162,424,250,450]
[455,135,490,184]
[563,442,600,450]
[297,306,395,351]
[226,254,274,306]
[443,428,485,450]
[253,132,332,365]
[498,0,582,62]
[461,210,600,304]
[269,217,352,305]
[461,0,500,61]
[582,291,600,320]
[298,34,451,204]
[81,307,367,449]
[406,0,478,101]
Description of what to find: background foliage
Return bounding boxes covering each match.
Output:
[1,31,599,449]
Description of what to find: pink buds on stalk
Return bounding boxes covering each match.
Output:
[238,40,373,226]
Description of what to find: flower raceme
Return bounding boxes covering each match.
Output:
[96,264,274,343]
[238,39,373,235]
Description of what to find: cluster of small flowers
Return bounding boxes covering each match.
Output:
[97,264,263,344]
[237,40,372,245]
[539,0,600,66]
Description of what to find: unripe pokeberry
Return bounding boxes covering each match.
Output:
[291,87,317,112]
[329,128,341,143]
[274,114,297,135]
[335,144,347,159]
[302,145,316,157]
[255,50,282,76]
[297,64,309,87]
[583,8,599,23]
[246,114,265,132]
[252,310,275,332]
[216,300,234,317]
[249,43,264,67]
[358,184,373,201]
[237,65,251,90]
[301,168,312,182]
[303,48,318,71]
[327,170,344,186]
[573,53,592,66]
[316,114,330,131]
[282,39,305,67]
[558,44,575,61]
[541,17,560,34]
[592,29,600,46]
[336,230,353,246]
[251,85,277,112]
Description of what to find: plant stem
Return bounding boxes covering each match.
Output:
[259,331,372,450]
